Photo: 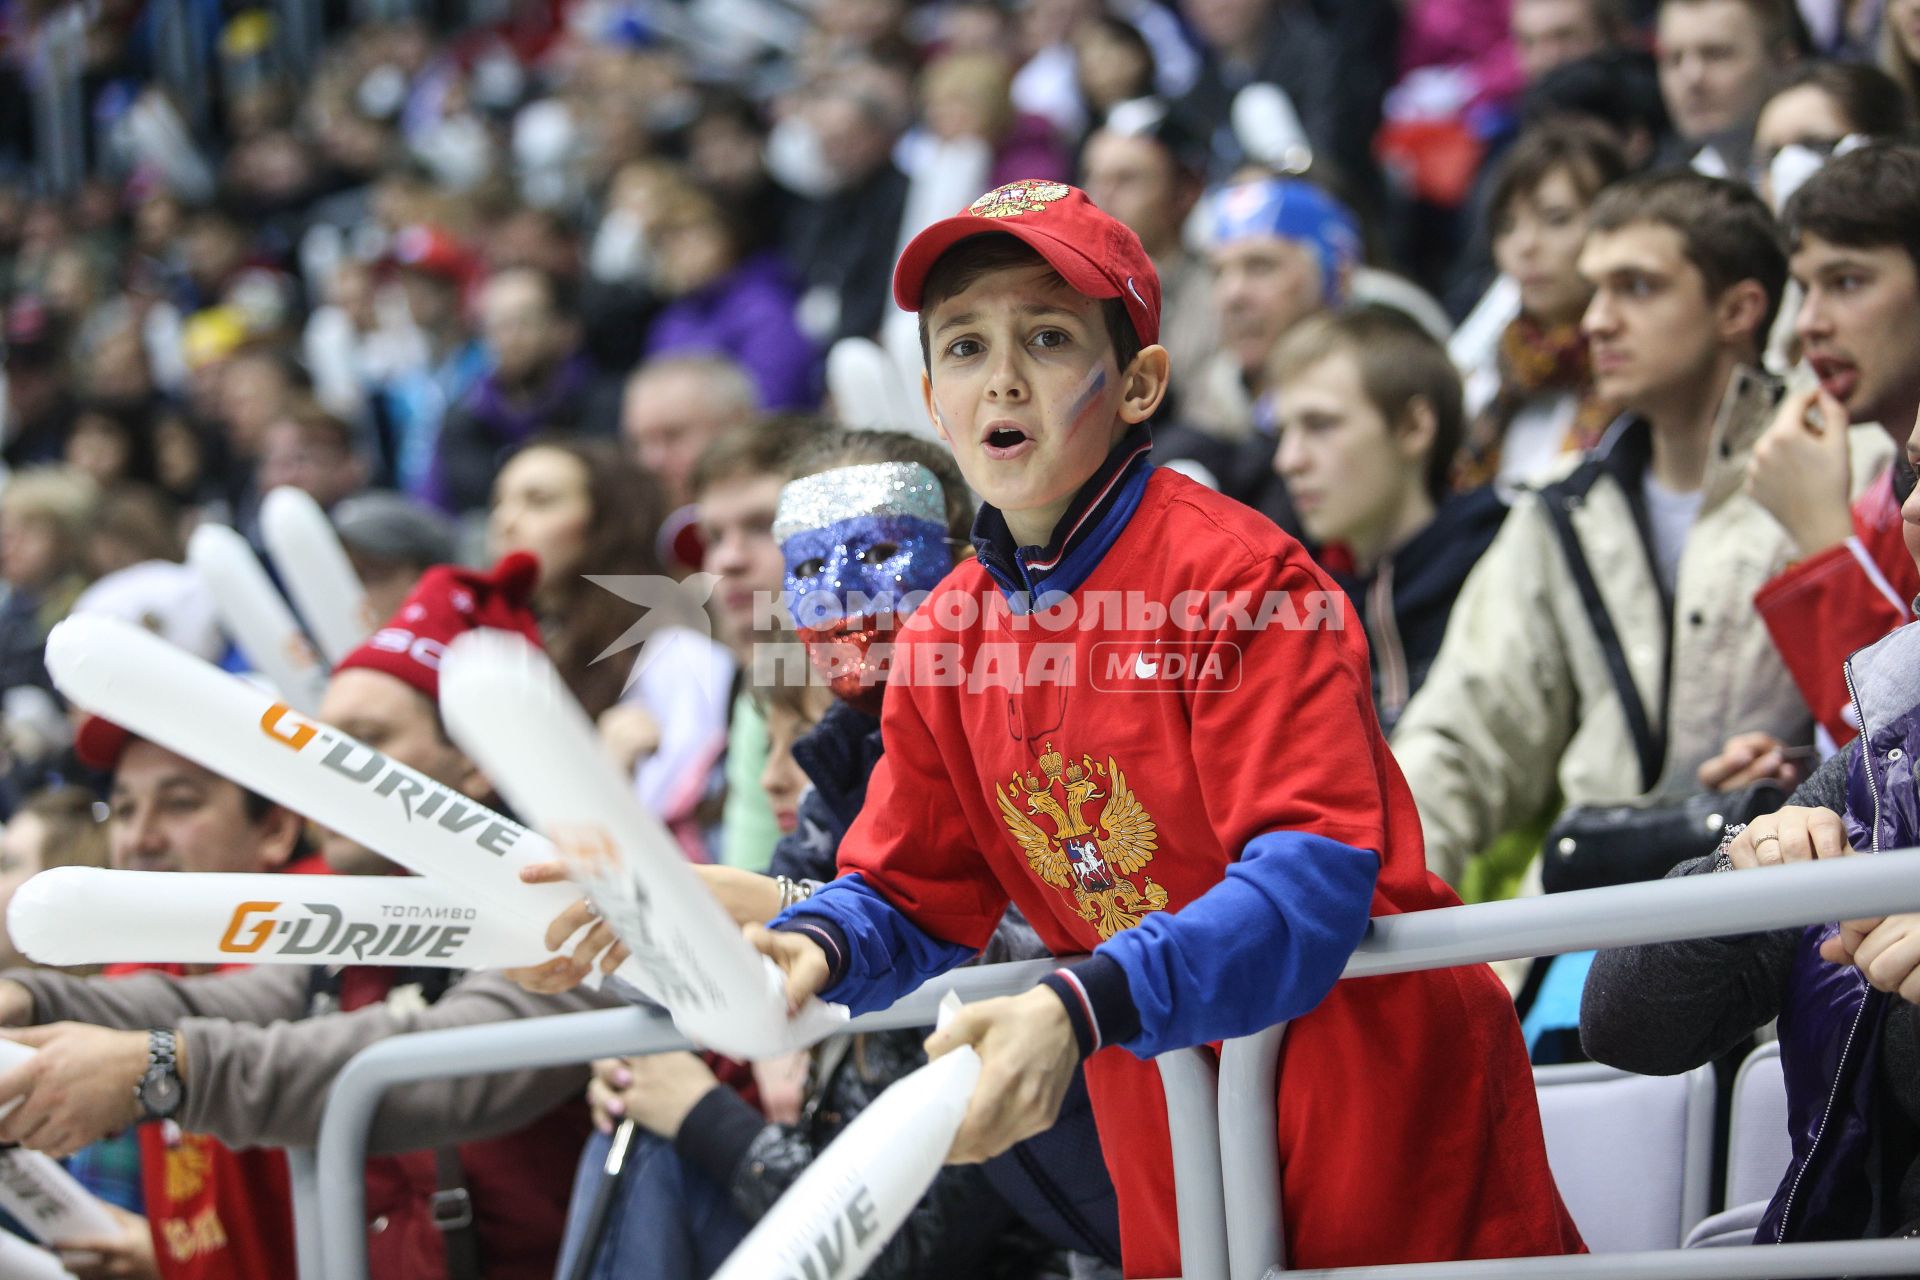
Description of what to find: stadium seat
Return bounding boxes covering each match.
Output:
[1533,1061,1715,1251]
[1684,1041,1789,1249]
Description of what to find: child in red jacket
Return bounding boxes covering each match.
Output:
[753,181,1585,1275]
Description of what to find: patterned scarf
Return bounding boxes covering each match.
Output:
[1456,313,1616,490]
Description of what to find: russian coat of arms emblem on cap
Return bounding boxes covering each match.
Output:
[969,180,1072,219]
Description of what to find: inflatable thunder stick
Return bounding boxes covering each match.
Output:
[43,615,633,983]
[710,994,982,1280]
[438,631,848,1059]
[8,867,550,969]
[0,1229,79,1279]
[187,523,330,714]
[260,486,374,666]
[0,1040,119,1247]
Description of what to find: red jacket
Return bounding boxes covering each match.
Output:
[105,960,298,1280]
[828,467,1584,1274]
[1756,465,1920,744]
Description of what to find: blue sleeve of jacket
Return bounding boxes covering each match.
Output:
[1043,832,1379,1060]
[770,873,978,1015]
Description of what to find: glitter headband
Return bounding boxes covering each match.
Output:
[773,462,947,545]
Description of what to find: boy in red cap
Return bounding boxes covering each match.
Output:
[754,180,1585,1273]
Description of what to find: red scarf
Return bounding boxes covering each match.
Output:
[1457,313,1614,488]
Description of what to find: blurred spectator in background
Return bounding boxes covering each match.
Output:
[1750,61,1912,209]
[64,399,160,491]
[921,50,1071,189]
[1080,99,1216,379]
[255,408,370,513]
[1656,0,1804,175]
[1272,306,1501,732]
[0,468,98,700]
[1459,121,1630,490]
[1189,175,1360,442]
[1884,0,1920,110]
[642,184,817,410]
[331,489,458,623]
[1512,0,1629,85]
[1176,0,1393,205]
[375,224,488,503]
[437,267,616,515]
[621,356,760,513]
[2,298,77,470]
[782,69,913,348]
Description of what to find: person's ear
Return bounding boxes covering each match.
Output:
[1715,279,1769,352]
[1397,396,1438,468]
[256,806,304,871]
[921,371,953,446]
[1118,345,1171,425]
[452,751,491,802]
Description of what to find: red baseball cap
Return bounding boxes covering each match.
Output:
[892,180,1161,349]
[75,714,134,772]
[387,224,475,284]
[334,552,544,702]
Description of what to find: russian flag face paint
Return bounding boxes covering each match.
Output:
[1062,364,1108,440]
[776,463,954,711]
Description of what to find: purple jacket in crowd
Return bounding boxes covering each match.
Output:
[645,251,819,410]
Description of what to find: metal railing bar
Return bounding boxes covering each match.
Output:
[1274,1236,1920,1279]
[314,959,1059,1275]
[1343,852,1920,979]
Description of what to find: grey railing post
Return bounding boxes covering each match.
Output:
[285,1146,325,1279]
[1220,1023,1287,1277]
[1158,1047,1228,1280]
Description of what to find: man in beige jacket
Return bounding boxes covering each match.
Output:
[1394,171,1855,896]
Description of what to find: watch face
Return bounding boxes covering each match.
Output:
[141,1071,183,1118]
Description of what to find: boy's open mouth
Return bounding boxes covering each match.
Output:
[981,423,1033,459]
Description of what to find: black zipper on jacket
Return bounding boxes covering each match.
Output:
[1779,656,1883,1240]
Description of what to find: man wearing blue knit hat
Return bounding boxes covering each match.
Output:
[1187,175,1361,443]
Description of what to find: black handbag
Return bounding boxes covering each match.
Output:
[1541,780,1788,893]
[1535,482,1791,895]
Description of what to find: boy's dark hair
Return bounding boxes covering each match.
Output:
[1764,61,1912,142]
[1588,170,1788,343]
[787,427,978,543]
[1488,119,1631,238]
[689,414,838,501]
[1782,144,1920,278]
[915,236,1142,374]
[1268,305,1466,502]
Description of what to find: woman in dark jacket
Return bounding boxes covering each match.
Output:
[1581,615,1920,1244]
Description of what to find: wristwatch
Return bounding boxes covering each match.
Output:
[135,1029,184,1122]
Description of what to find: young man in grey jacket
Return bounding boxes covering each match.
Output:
[1393,172,1840,899]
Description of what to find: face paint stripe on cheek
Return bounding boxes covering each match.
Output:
[1063,365,1108,439]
